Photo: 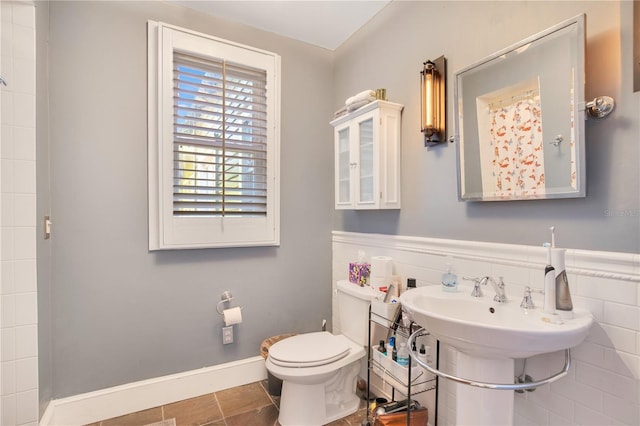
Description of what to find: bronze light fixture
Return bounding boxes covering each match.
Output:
[421,56,447,146]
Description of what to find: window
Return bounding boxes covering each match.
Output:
[148,22,280,249]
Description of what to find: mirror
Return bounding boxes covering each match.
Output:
[455,15,586,201]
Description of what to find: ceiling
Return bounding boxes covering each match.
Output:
[168,1,392,50]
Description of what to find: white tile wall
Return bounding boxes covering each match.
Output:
[333,231,640,426]
[0,2,39,425]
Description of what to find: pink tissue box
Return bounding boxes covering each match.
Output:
[349,263,370,285]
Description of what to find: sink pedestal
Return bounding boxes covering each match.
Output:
[456,352,515,425]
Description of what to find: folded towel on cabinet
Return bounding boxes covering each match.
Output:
[345,89,376,106]
[346,98,375,112]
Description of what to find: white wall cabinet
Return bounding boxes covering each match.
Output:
[330,100,403,210]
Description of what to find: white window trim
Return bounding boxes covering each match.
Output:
[148,21,281,250]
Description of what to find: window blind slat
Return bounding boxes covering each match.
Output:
[174,146,267,161]
[173,88,268,112]
[173,136,267,152]
[173,121,267,140]
[173,105,267,126]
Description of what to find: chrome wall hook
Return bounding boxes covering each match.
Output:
[0,76,7,86]
[549,135,564,146]
[586,96,615,118]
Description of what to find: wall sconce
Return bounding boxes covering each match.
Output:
[586,96,615,118]
[421,56,447,147]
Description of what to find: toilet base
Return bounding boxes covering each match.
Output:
[277,361,361,426]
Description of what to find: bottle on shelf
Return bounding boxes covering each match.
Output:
[410,340,418,367]
[388,335,396,361]
[377,340,387,355]
[396,342,410,366]
[418,344,431,368]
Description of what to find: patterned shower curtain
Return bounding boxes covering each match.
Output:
[488,96,545,198]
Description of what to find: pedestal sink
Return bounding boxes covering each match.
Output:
[400,285,593,425]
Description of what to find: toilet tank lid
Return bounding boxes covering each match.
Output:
[268,331,350,366]
[337,280,384,301]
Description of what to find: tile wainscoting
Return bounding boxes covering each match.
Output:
[332,231,639,426]
[1,2,39,425]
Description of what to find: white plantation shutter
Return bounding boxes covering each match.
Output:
[148,22,280,249]
[173,52,268,217]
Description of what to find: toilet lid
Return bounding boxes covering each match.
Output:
[268,332,350,367]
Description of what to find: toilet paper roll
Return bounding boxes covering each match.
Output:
[370,256,392,279]
[223,307,243,326]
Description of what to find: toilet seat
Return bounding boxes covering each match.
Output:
[268,331,350,367]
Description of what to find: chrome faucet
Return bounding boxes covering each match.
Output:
[463,276,508,303]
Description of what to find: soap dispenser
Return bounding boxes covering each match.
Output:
[441,257,458,292]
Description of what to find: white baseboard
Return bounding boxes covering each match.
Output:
[40,356,267,426]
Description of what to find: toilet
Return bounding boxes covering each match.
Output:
[265,280,381,426]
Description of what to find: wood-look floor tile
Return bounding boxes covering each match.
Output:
[326,419,350,426]
[224,404,279,426]
[163,393,222,426]
[341,406,368,425]
[100,407,163,426]
[216,381,272,418]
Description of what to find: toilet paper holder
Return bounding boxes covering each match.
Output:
[216,290,235,315]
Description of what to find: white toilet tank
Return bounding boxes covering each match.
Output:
[337,280,382,346]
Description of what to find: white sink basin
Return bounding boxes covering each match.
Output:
[400,285,593,359]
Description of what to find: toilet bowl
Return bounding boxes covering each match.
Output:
[265,280,381,426]
[265,332,365,425]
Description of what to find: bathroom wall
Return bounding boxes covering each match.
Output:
[41,1,335,399]
[0,1,40,424]
[332,231,639,425]
[333,0,639,254]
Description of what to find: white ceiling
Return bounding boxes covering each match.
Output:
[168,1,392,50]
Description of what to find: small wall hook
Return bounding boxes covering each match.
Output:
[586,96,615,118]
[549,135,563,146]
[0,76,7,86]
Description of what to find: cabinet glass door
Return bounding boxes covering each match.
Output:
[358,118,374,203]
[337,127,351,204]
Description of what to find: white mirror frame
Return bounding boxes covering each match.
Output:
[455,14,586,202]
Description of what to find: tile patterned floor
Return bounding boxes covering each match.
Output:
[85,380,369,426]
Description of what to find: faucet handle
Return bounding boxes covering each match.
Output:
[520,286,534,309]
[520,286,543,309]
[462,276,484,297]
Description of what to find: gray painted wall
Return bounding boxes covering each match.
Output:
[333,1,639,253]
[41,1,334,398]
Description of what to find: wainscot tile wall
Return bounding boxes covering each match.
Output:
[332,231,639,426]
[0,2,39,425]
